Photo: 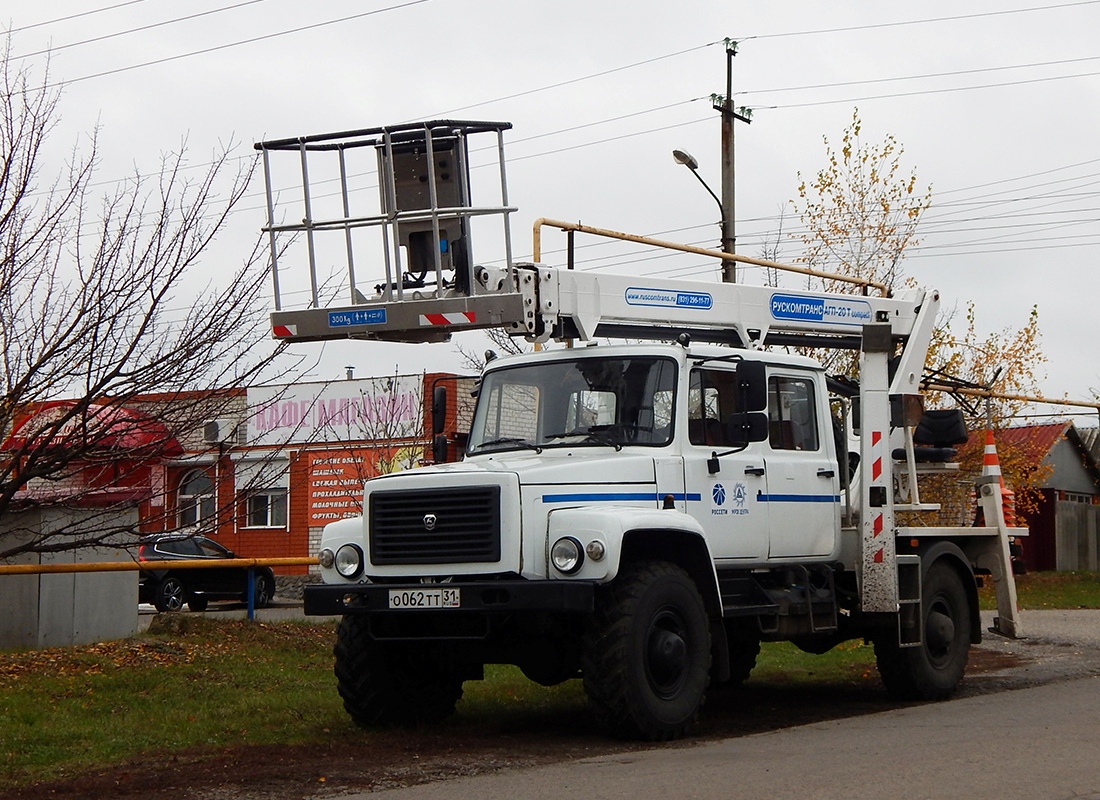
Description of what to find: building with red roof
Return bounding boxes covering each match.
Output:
[995,422,1100,572]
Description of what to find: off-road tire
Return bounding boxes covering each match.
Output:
[874,560,972,700]
[582,561,711,741]
[333,616,464,726]
[725,631,761,686]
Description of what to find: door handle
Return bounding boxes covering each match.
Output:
[744,466,765,476]
[817,468,836,478]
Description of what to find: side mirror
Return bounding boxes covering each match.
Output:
[432,433,449,464]
[724,412,770,446]
[737,360,767,412]
[432,385,447,436]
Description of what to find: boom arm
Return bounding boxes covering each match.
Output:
[270,258,938,395]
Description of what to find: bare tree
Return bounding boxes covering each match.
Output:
[758,204,788,287]
[455,328,528,373]
[0,45,285,558]
[316,370,430,514]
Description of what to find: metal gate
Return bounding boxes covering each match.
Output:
[1055,500,1100,571]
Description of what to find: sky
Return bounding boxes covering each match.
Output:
[6,0,1100,419]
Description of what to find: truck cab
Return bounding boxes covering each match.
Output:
[311,343,842,589]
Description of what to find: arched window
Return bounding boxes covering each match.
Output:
[178,469,215,528]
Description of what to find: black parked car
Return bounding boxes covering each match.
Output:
[138,534,276,613]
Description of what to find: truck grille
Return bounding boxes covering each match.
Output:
[368,486,502,565]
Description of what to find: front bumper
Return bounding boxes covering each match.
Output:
[304,579,595,617]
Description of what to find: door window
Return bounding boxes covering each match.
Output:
[687,367,742,447]
[768,376,819,452]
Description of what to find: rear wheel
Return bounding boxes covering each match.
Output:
[153,577,185,613]
[187,596,209,612]
[334,616,464,726]
[252,573,274,608]
[582,561,711,740]
[875,560,972,700]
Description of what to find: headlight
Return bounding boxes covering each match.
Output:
[334,544,364,579]
[551,537,584,575]
[318,548,335,569]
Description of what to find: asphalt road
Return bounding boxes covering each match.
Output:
[349,675,1100,800]
[138,602,1100,800]
[337,609,1100,800]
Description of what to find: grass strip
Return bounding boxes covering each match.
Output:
[0,570,1096,788]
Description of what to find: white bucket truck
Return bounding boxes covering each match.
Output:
[255,121,1021,740]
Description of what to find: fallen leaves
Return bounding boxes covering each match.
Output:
[0,638,229,684]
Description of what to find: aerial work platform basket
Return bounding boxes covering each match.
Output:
[255,120,523,343]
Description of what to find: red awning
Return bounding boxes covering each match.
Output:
[2,401,184,458]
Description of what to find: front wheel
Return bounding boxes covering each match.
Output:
[582,561,711,741]
[875,560,972,700]
[333,616,464,726]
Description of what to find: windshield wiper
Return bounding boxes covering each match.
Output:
[545,430,623,451]
[475,437,543,453]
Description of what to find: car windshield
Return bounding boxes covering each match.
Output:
[467,356,676,454]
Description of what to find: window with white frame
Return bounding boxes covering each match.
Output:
[236,456,290,529]
[247,489,288,528]
[178,469,215,528]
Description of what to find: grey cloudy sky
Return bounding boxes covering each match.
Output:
[8,0,1100,412]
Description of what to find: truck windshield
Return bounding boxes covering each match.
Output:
[467,356,677,453]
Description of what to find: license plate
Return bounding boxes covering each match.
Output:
[388,587,461,609]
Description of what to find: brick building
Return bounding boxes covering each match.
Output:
[3,372,474,577]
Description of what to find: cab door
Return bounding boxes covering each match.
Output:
[763,372,840,559]
[682,364,769,561]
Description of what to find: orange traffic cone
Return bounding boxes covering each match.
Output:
[980,430,1016,526]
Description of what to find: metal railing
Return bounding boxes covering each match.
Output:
[0,556,320,621]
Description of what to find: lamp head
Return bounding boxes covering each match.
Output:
[672,149,699,171]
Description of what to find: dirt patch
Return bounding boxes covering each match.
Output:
[0,642,1055,800]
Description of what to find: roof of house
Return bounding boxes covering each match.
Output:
[1079,426,1100,462]
[993,420,1100,490]
[998,421,1073,459]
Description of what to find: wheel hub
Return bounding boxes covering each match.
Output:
[926,608,956,658]
[645,612,688,697]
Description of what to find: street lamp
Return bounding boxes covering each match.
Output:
[673,40,751,282]
[672,149,724,220]
[672,149,730,274]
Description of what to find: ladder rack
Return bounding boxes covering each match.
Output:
[255,119,517,342]
[254,118,935,396]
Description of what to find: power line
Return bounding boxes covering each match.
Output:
[934,158,1100,197]
[741,1,1100,41]
[737,54,1100,98]
[16,0,273,59]
[28,24,1100,194]
[4,0,156,34]
[749,68,1100,111]
[45,0,435,88]
[420,43,719,119]
[907,236,1100,258]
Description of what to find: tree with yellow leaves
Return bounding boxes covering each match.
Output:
[925,303,1050,518]
[793,108,931,294]
[788,109,1049,520]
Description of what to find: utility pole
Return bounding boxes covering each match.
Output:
[714,39,751,282]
